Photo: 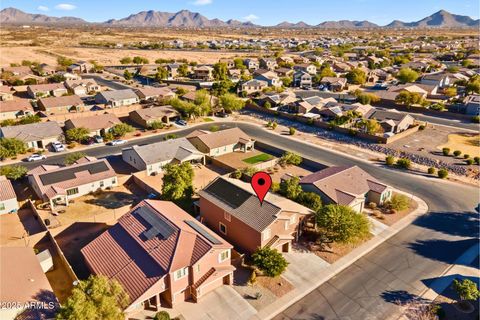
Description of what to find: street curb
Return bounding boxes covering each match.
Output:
[253,191,429,320]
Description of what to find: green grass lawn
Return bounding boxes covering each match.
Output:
[242,153,273,164]
[203,117,214,122]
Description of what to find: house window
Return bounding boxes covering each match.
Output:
[112,178,116,184]
[224,212,231,222]
[67,188,79,196]
[219,222,227,235]
[218,250,230,263]
[262,228,271,241]
[0,203,4,211]
[100,181,104,188]
[174,267,189,280]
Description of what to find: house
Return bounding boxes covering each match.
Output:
[134,87,175,102]
[238,79,268,95]
[259,92,297,108]
[420,72,450,88]
[194,66,214,81]
[37,63,57,76]
[294,64,317,75]
[2,66,32,77]
[0,247,57,320]
[37,95,85,115]
[0,86,13,101]
[366,110,415,134]
[243,59,259,70]
[64,113,121,137]
[122,138,204,175]
[275,67,294,77]
[198,177,312,254]
[187,127,255,156]
[81,200,234,312]
[129,105,180,128]
[166,63,180,79]
[254,70,283,87]
[28,157,117,208]
[64,79,100,95]
[293,70,312,88]
[0,121,63,149]
[320,77,348,92]
[300,165,392,213]
[95,89,139,107]
[219,59,235,69]
[180,91,218,107]
[259,58,278,71]
[0,176,18,215]
[27,83,68,99]
[67,61,92,73]
[387,84,431,97]
[0,99,34,121]
[463,94,480,116]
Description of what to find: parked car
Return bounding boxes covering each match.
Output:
[82,137,95,145]
[51,141,65,152]
[176,119,188,126]
[107,139,127,146]
[93,135,103,143]
[215,112,229,118]
[27,154,46,162]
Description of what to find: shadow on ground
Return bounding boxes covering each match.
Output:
[408,238,478,266]
[413,211,479,238]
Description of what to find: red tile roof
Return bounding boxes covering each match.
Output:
[0,176,16,201]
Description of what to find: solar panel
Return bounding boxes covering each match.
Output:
[39,161,109,186]
[137,206,175,240]
[185,220,222,245]
[205,178,251,209]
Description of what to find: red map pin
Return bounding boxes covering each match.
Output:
[251,172,272,205]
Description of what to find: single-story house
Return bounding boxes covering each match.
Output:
[28,157,117,208]
[0,176,18,215]
[67,61,92,73]
[0,99,34,121]
[0,86,13,101]
[64,79,100,95]
[198,177,313,254]
[366,109,415,133]
[134,87,175,102]
[186,127,255,157]
[320,77,348,92]
[300,165,392,212]
[0,121,63,149]
[64,113,122,137]
[81,200,234,312]
[129,105,180,128]
[37,95,85,115]
[95,89,139,107]
[27,83,68,99]
[462,94,480,116]
[122,138,205,176]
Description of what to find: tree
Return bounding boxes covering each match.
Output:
[56,275,129,320]
[0,138,27,158]
[281,77,292,87]
[385,194,409,211]
[57,56,74,68]
[178,64,189,77]
[296,192,322,212]
[263,101,272,109]
[364,119,383,135]
[212,80,234,96]
[396,158,411,169]
[438,169,448,179]
[132,56,148,64]
[466,80,480,94]
[161,162,194,201]
[155,66,169,81]
[357,93,380,105]
[48,74,66,83]
[385,155,395,166]
[233,58,245,69]
[153,311,171,320]
[453,279,480,301]
[120,57,132,65]
[444,87,457,97]
[346,68,366,85]
[315,205,371,244]
[149,121,165,130]
[64,152,86,165]
[396,68,419,83]
[278,151,302,166]
[279,176,302,200]
[18,114,40,125]
[123,70,133,80]
[213,62,228,81]
[219,93,245,113]
[395,91,424,107]
[251,247,288,277]
[66,127,90,142]
[0,165,28,180]
[110,123,134,138]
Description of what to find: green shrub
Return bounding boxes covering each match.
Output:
[385,194,410,211]
[418,125,425,130]
[154,311,171,320]
[209,125,220,132]
[438,169,448,179]
[472,115,480,123]
[252,247,288,277]
[0,165,28,180]
[463,154,470,159]
[453,150,461,157]
[427,167,436,174]
[149,121,165,130]
[64,152,86,165]
[442,148,450,156]
[396,158,411,169]
[289,127,296,135]
[474,156,480,164]
[385,155,395,166]
[466,159,474,165]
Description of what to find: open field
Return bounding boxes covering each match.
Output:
[438,133,480,157]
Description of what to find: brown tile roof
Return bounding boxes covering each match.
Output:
[0,175,16,201]
[27,83,66,93]
[38,95,83,109]
[130,105,179,121]
[0,121,63,143]
[188,127,253,150]
[0,99,33,113]
[300,165,388,205]
[65,113,121,131]
[134,87,175,99]
[81,200,231,304]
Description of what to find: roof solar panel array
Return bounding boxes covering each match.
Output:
[137,206,175,240]
[185,220,222,245]
[39,161,109,185]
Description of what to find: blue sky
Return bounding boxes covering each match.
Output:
[3,0,479,25]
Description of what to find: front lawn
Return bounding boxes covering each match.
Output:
[242,153,273,164]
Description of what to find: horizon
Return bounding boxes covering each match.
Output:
[1,0,479,26]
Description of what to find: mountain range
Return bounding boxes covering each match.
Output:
[0,7,478,28]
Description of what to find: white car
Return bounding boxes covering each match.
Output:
[107,139,127,146]
[27,154,46,162]
[51,142,65,152]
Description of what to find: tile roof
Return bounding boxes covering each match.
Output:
[0,175,16,201]
[81,200,230,304]
[130,105,179,121]
[38,95,83,109]
[300,165,389,205]
[125,138,203,165]
[65,113,121,131]
[97,89,138,101]
[27,83,66,93]
[0,121,63,143]
[187,127,253,150]
[134,87,175,98]
[0,99,33,113]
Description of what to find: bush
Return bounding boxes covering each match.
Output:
[296,192,322,212]
[0,138,27,159]
[0,165,28,180]
[110,123,134,138]
[271,121,278,130]
[453,150,461,157]
[474,156,480,164]
[418,125,425,130]
[396,158,411,169]
[385,155,395,166]
[154,311,171,320]
[149,121,165,130]
[427,167,436,174]
[463,154,470,159]
[472,116,480,123]
[368,202,377,209]
[252,247,288,277]
[466,159,474,165]
[438,169,448,179]
[453,278,480,301]
[164,134,177,140]
[289,127,296,135]
[442,148,450,156]
[278,151,302,167]
[230,169,242,179]
[385,194,410,211]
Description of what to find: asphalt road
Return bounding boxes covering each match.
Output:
[11,122,479,320]
[82,74,133,90]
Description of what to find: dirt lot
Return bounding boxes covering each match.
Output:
[0,208,45,246]
[267,164,312,183]
[438,133,480,157]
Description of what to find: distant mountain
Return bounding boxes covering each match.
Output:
[386,10,480,28]
[0,7,478,29]
[0,7,86,24]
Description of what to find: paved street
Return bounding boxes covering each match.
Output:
[4,122,479,320]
